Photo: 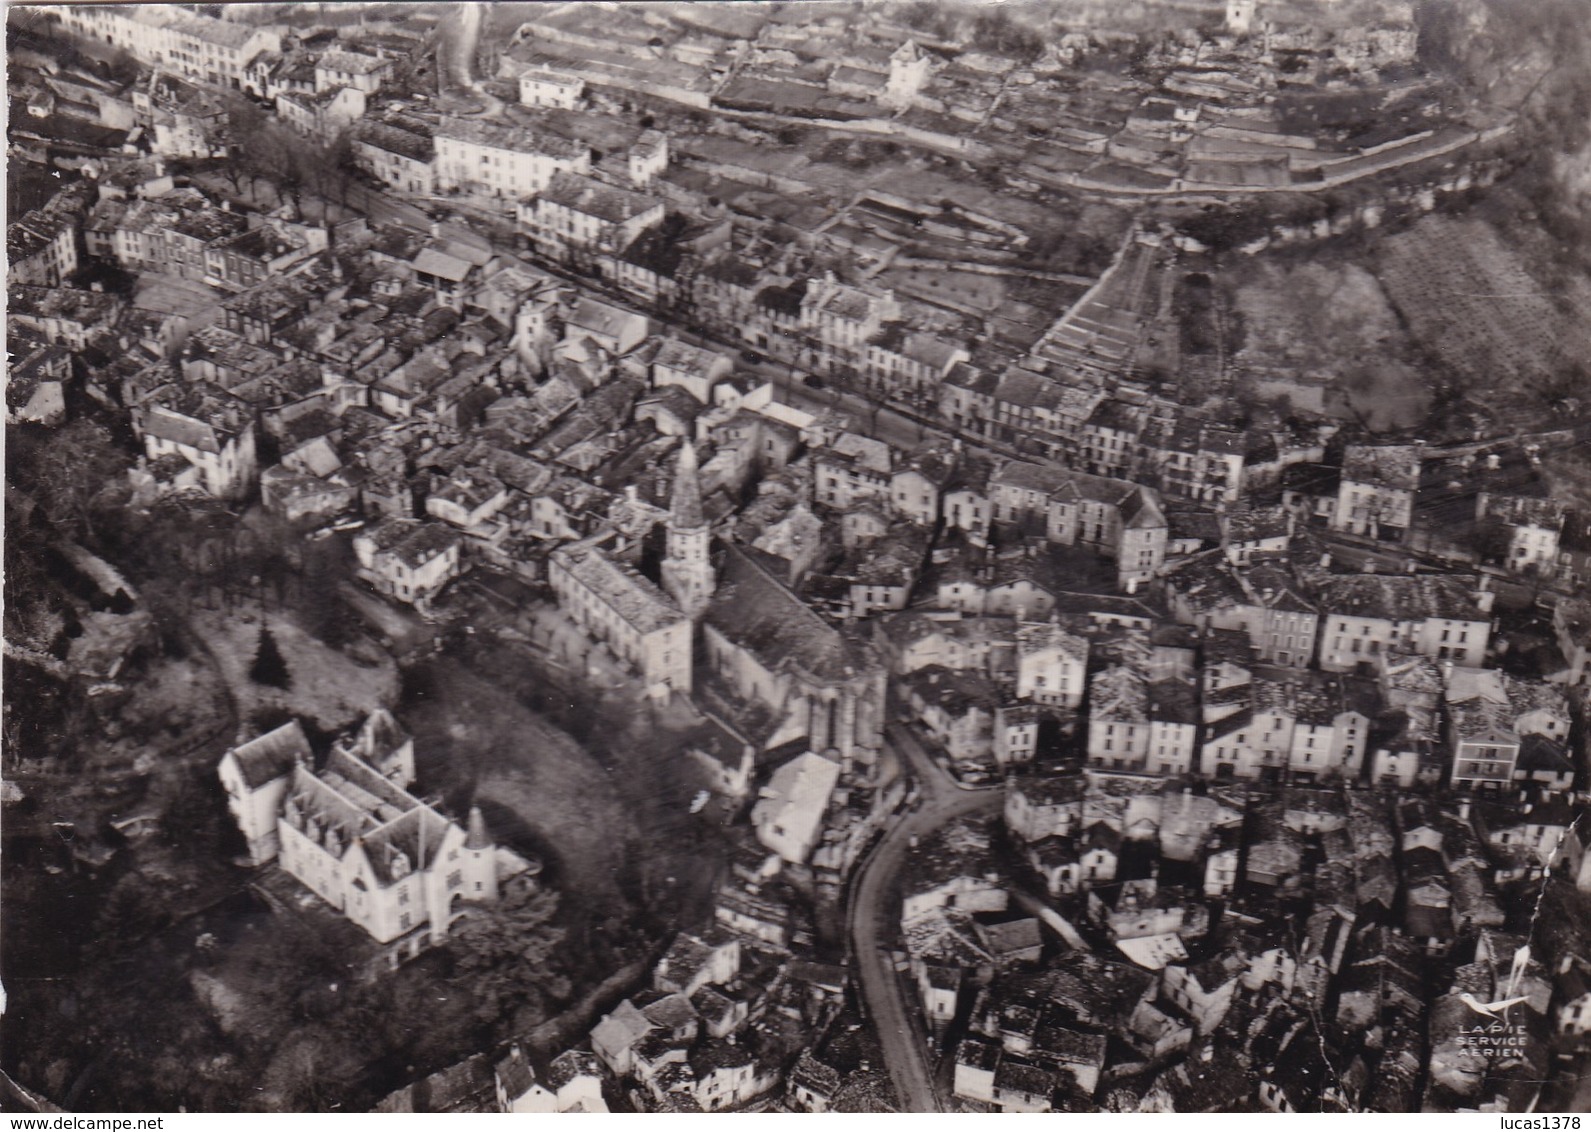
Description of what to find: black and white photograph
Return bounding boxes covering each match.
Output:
[4,0,1591,1115]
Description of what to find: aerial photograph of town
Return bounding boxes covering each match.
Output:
[3,0,1590,1115]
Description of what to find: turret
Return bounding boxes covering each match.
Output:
[464,805,499,904]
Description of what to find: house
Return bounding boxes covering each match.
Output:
[1161,951,1244,1035]
[564,294,649,356]
[495,1046,558,1113]
[953,1037,1001,1105]
[1331,444,1422,541]
[1556,965,1591,1037]
[751,751,841,864]
[132,382,258,500]
[1015,620,1089,708]
[59,7,280,91]
[519,171,664,261]
[432,117,590,201]
[788,1052,843,1113]
[653,931,740,998]
[904,667,998,766]
[1552,597,1591,688]
[890,444,957,527]
[814,433,893,510]
[6,335,72,426]
[315,50,388,94]
[650,338,733,404]
[1081,667,1196,772]
[413,239,493,312]
[275,85,368,139]
[691,1041,778,1112]
[11,285,127,352]
[518,65,585,108]
[9,208,80,288]
[352,119,436,195]
[990,461,1168,589]
[353,519,464,608]
[202,223,318,293]
[1314,574,1492,673]
[590,999,656,1076]
[548,537,693,693]
[541,1051,608,1113]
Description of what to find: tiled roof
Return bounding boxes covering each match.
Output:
[552,539,685,635]
[230,721,310,788]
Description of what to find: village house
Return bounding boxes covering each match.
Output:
[353,519,465,608]
[1314,574,1492,673]
[1331,444,1423,542]
[57,6,281,91]
[432,117,591,201]
[9,207,80,287]
[132,381,258,500]
[518,65,586,109]
[6,334,72,426]
[1015,619,1089,708]
[315,49,388,94]
[352,120,436,195]
[751,750,842,864]
[519,171,665,262]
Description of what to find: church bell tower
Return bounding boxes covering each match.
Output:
[661,440,714,619]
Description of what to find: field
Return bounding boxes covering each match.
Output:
[1226,255,1431,431]
[1374,215,1591,427]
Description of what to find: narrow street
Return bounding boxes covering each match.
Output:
[848,722,1002,1111]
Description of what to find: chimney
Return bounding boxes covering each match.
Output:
[431,220,441,238]
[221,198,232,212]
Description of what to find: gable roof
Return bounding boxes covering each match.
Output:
[229,721,310,788]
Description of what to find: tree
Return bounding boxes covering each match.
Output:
[21,419,130,545]
[218,95,268,194]
[447,884,570,1028]
[250,625,291,689]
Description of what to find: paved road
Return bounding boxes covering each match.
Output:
[849,722,1001,1112]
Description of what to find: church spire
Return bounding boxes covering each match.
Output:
[662,439,714,620]
[670,440,705,531]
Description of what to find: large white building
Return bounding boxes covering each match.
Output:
[518,171,664,259]
[549,537,694,693]
[1315,574,1491,672]
[56,6,280,91]
[220,712,519,963]
[433,118,590,201]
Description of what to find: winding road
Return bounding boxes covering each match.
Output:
[849,723,1002,1111]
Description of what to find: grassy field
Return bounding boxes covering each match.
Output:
[1226,254,1431,431]
[1374,215,1591,427]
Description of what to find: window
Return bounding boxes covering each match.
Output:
[400,912,411,931]
[447,870,463,889]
